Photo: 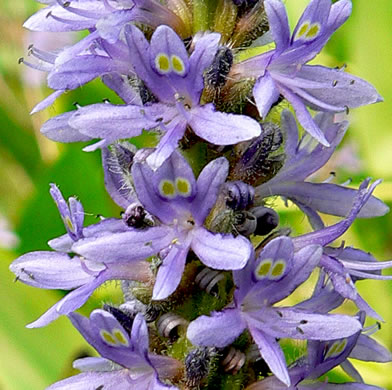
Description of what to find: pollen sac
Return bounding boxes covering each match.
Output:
[294,21,321,42]
[254,258,287,281]
[224,181,255,211]
[205,46,234,88]
[250,206,279,236]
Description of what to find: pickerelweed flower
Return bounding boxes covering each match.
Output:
[54,24,261,167]
[231,0,382,145]
[245,312,389,389]
[254,110,389,229]
[10,184,155,328]
[187,236,362,386]
[47,310,182,389]
[73,151,252,300]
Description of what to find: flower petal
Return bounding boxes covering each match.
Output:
[46,371,131,390]
[264,0,291,53]
[191,157,228,224]
[69,103,158,141]
[253,72,280,118]
[248,326,290,386]
[152,244,189,300]
[72,226,175,263]
[191,227,251,270]
[187,308,245,348]
[10,251,94,289]
[189,103,261,145]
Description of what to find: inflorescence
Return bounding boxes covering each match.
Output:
[11,0,392,389]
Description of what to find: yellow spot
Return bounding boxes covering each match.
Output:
[255,260,272,279]
[306,23,320,39]
[159,179,176,199]
[100,330,117,346]
[64,216,75,232]
[270,260,286,279]
[296,22,309,38]
[171,55,185,76]
[113,329,129,346]
[155,53,171,74]
[176,177,191,196]
[325,339,347,359]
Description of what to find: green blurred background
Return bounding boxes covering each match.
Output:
[0,0,391,389]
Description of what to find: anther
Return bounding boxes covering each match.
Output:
[296,326,305,335]
[332,80,338,87]
[344,105,350,115]
[18,57,24,64]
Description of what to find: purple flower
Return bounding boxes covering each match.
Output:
[9,184,153,328]
[255,110,389,229]
[187,236,362,386]
[73,152,252,300]
[232,0,382,145]
[246,312,387,389]
[289,178,392,319]
[46,25,261,168]
[46,310,181,389]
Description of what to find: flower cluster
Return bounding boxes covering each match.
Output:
[12,0,392,389]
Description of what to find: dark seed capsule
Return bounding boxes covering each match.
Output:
[205,46,233,88]
[156,313,188,342]
[235,210,257,236]
[224,181,255,210]
[250,206,279,236]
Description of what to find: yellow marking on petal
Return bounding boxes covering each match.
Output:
[100,329,117,346]
[270,260,286,279]
[113,328,129,346]
[155,53,171,74]
[175,177,191,197]
[159,179,176,199]
[171,55,186,76]
[306,23,320,39]
[296,21,310,39]
[255,259,272,279]
[64,216,75,232]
